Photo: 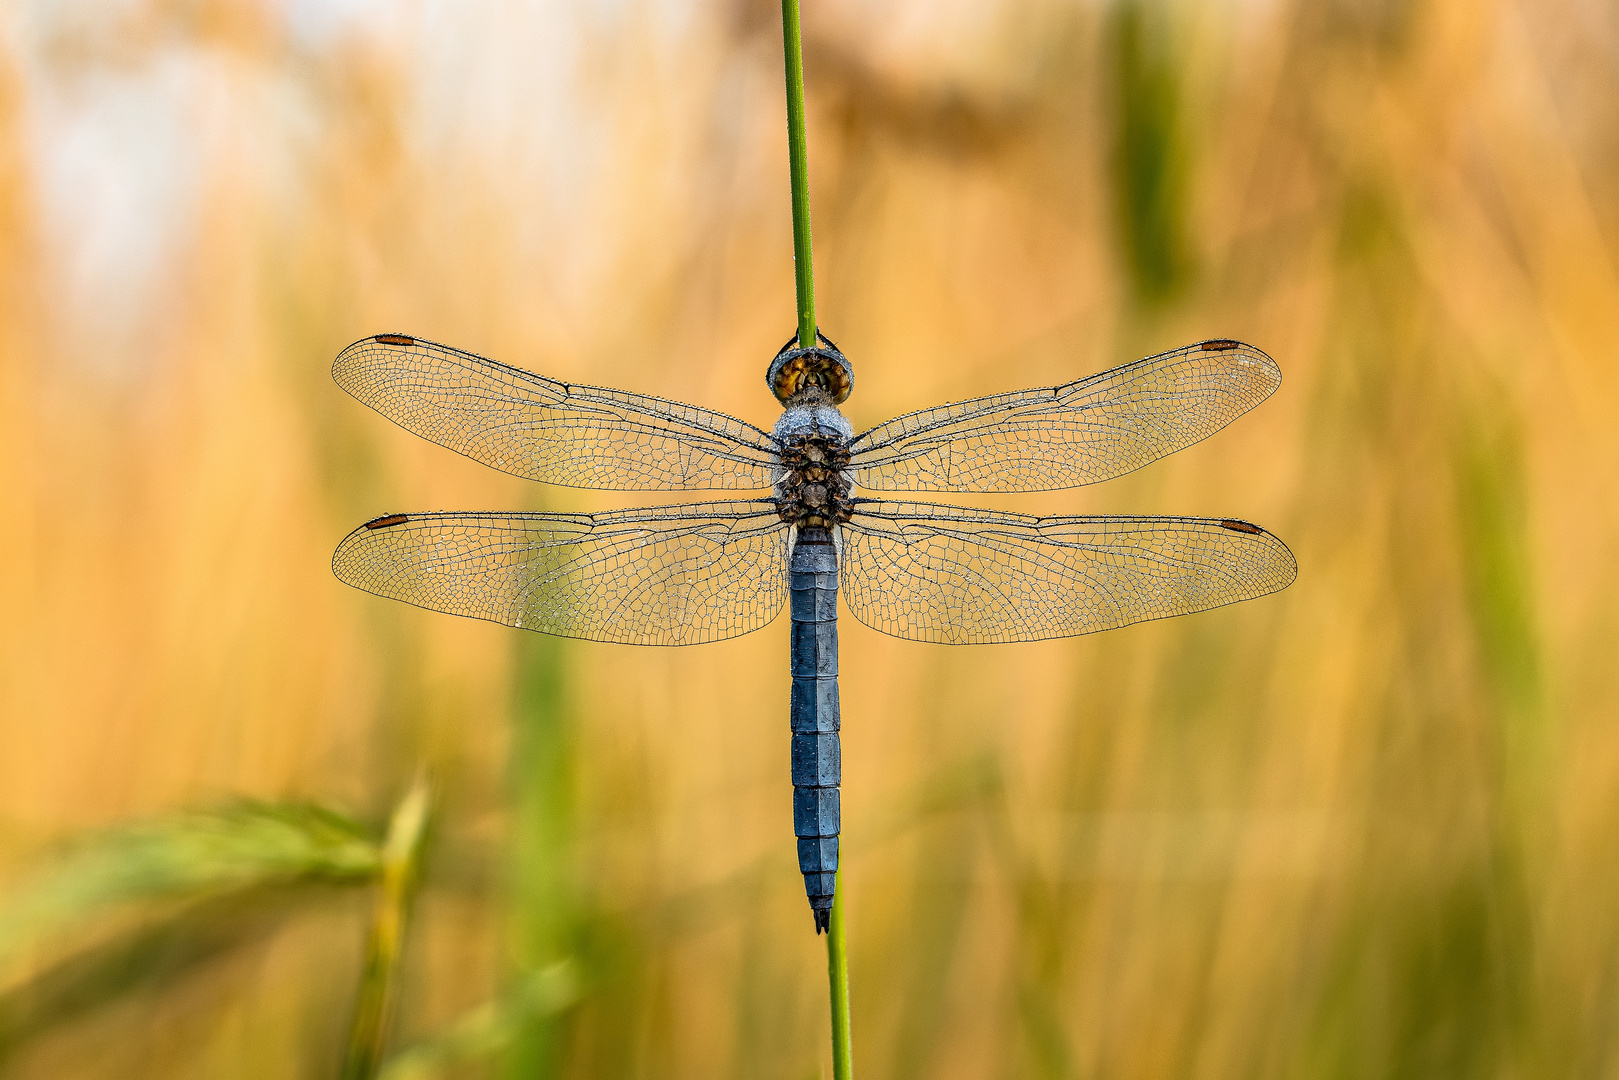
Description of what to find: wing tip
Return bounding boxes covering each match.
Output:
[332,512,416,582]
[1215,518,1298,591]
[1196,338,1282,389]
[331,332,429,390]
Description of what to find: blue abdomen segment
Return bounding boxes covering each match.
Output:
[789,527,840,932]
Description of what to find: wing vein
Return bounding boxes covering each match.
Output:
[840,502,1296,644]
[849,341,1280,493]
[332,503,789,646]
[333,334,780,490]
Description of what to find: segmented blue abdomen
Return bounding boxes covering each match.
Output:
[789,526,840,932]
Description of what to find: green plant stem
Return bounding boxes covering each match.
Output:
[780,5,849,1074]
[780,0,816,348]
[341,776,432,1080]
[827,871,853,1080]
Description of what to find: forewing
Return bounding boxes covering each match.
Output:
[333,334,779,490]
[840,501,1295,644]
[332,502,788,645]
[849,340,1280,492]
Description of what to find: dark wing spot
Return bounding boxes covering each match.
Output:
[374,334,415,346]
[1200,339,1241,351]
[363,513,410,530]
[1219,518,1263,535]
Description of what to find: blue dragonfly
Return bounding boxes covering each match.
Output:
[331,331,1296,931]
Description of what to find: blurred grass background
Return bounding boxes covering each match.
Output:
[2,0,1618,1076]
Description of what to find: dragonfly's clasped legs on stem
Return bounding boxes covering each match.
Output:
[768,329,854,405]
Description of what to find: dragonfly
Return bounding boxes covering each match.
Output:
[331,330,1296,932]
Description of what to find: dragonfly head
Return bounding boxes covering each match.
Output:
[768,330,853,405]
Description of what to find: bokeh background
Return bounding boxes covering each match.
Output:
[3,0,1618,1077]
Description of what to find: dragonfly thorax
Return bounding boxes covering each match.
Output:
[773,389,854,528]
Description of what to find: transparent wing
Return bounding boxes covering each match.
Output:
[840,501,1296,644]
[849,340,1280,492]
[333,334,780,490]
[332,502,788,645]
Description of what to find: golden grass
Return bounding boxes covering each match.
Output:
[2,0,1618,1076]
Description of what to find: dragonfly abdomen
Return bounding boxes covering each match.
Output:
[789,526,840,933]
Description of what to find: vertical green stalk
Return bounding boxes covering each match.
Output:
[780,4,850,1076]
[341,776,433,1080]
[827,872,853,1080]
[504,634,573,1078]
[780,0,816,348]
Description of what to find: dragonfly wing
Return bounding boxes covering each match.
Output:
[332,502,788,645]
[849,340,1280,492]
[840,501,1295,644]
[333,334,780,490]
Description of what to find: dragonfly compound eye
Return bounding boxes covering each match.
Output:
[767,331,854,404]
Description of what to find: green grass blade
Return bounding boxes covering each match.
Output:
[0,803,382,969]
[504,632,576,1077]
[378,962,580,1080]
[779,7,849,1073]
[340,776,433,1080]
[780,0,816,347]
[827,871,852,1080]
